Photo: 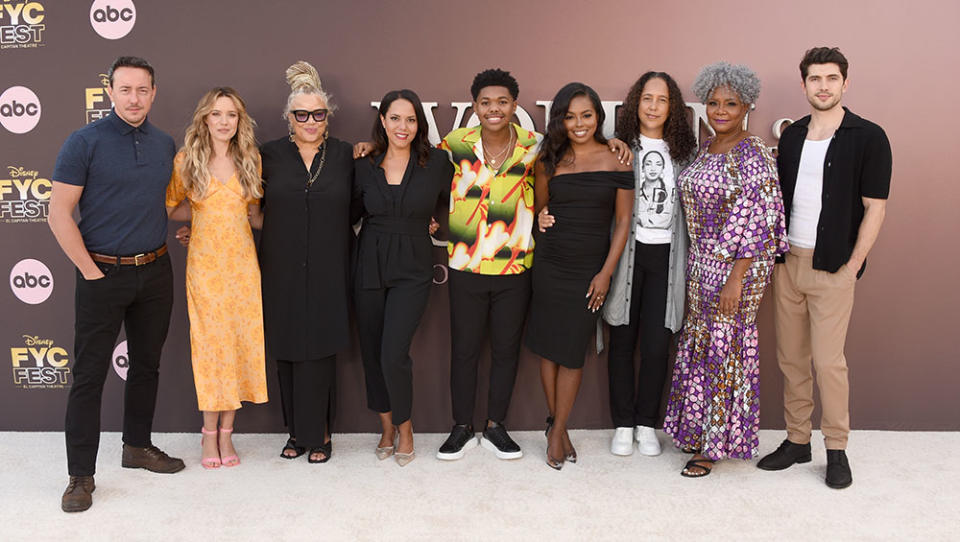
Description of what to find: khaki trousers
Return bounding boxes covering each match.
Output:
[773,247,855,450]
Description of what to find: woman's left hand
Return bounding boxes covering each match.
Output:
[586,272,612,312]
[428,217,439,235]
[607,138,633,166]
[718,276,743,316]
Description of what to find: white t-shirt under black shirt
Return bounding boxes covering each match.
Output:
[788,138,830,249]
[635,135,675,244]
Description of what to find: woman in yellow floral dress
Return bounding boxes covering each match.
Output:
[166,87,267,469]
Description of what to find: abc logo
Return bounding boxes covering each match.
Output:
[9,258,53,305]
[112,340,128,380]
[0,86,41,134]
[89,0,136,40]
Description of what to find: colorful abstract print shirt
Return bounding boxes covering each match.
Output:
[441,124,542,275]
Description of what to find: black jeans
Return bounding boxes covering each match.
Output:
[355,279,432,426]
[65,253,173,476]
[448,269,530,426]
[607,242,672,428]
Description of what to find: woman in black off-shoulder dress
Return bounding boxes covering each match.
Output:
[525,82,634,470]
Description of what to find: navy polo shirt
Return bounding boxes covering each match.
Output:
[53,110,176,255]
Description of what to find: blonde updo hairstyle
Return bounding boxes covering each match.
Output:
[180,87,262,200]
[283,60,337,129]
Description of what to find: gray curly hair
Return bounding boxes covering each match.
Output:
[692,62,761,105]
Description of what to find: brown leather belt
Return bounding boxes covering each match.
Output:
[90,244,168,266]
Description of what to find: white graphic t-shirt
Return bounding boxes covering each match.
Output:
[635,135,675,244]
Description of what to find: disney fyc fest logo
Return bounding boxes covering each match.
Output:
[89,0,135,40]
[9,258,53,304]
[84,73,112,124]
[0,86,41,134]
[0,0,45,49]
[1,166,50,223]
[11,335,70,389]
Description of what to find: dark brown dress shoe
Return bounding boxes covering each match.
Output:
[61,475,95,513]
[121,444,186,473]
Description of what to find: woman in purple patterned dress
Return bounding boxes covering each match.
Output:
[663,62,788,477]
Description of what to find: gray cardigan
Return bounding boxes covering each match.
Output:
[601,148,691,338]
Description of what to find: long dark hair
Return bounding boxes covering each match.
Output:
[370,89,430,167]
[616,72,696,163]
[538,82,606,178]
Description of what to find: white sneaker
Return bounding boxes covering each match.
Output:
[635,425,662,456]
[610,427,634,456]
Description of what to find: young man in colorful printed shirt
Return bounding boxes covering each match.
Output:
[436,69,631,460]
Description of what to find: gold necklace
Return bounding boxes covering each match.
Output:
[482,128,515,168]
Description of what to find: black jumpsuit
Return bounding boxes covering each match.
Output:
[353,148,452,425]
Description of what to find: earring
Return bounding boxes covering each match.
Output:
[288,125,295,142]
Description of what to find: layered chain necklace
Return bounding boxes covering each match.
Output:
[482,128,515,169]
[305,141,327,187]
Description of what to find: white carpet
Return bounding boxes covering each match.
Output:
[1,430,958,541]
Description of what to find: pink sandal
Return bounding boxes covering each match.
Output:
[201,427,221,469]
[219,427,240,467]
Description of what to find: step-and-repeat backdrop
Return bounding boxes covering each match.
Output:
[2,1,957,433]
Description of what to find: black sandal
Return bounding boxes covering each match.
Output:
[308,440,332,464]
[681,458,714,478]
[280,438,306,459]
[544,415,554,437]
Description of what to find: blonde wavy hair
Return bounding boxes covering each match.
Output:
[180,87,262,200]
[283,60,337,123]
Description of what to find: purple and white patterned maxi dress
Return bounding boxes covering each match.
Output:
[663,136,788,460]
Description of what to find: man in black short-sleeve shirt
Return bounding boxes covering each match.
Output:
[48,56,184,513]
[758,47,892,490]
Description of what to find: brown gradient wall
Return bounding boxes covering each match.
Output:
[2,0,957,434]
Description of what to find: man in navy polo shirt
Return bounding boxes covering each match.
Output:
[48,56,183,513]
[757,47,892,489]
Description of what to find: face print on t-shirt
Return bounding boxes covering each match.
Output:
[638,149,673,230]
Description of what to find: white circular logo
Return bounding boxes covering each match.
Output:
[112,340,128,380]
[89,0,136,40]
[0,86,42,134]
[9,258,53,304]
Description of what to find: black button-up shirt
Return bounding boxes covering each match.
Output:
[776,107,892,275]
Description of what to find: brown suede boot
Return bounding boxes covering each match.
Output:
[121,444,185,473]
[61,475,95,513]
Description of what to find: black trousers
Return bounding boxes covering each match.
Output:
[65,254,173,476]
[277,356,335,448]
[355,279,431,426]
[607,242,672,428]
[448,269,530,426]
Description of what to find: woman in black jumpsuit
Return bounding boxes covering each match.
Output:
[354,89,452,466]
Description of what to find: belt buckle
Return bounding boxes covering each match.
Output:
[133,253,147,266]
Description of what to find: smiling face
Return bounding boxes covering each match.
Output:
[706,85,749,136]
[205,96,239,145]
[380,98,418,151]
[106,66,156,127]
[287,93,328,146]
[638,77,670,138]
[473,85,517,134]
[803,62,848,112]
[563,94,598,145]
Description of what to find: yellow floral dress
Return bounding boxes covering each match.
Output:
[166,153,267,411]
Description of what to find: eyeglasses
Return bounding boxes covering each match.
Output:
[291,109,329,123]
